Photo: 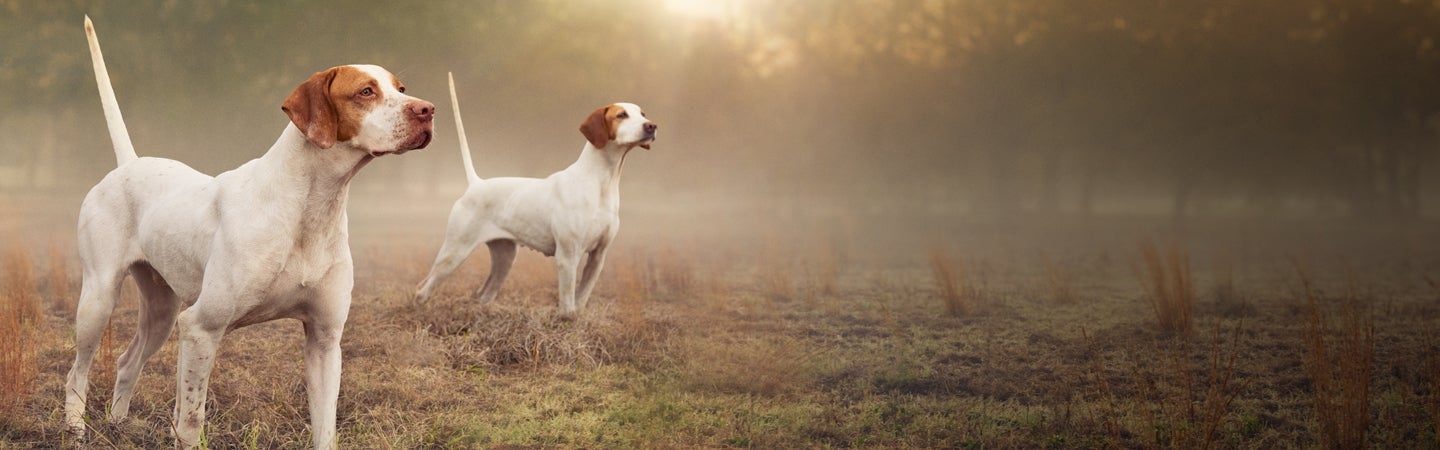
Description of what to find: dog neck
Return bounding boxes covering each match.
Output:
[568,142,631,201]
[256,124,374,237]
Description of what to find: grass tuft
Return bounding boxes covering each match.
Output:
[1137,241,1194,334]
[928,248,976,316]
[1042,256,1080,305]
[1210,262,1254,318]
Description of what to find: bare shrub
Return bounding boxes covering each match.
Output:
[1,244,41,421]
[928,248,976,316]
[1298,270,1374,449]
[1137,241,1194,334]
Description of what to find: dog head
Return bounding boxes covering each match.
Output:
[282,65,434,155]
[579,103,657,150]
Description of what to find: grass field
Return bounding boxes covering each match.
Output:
[2,195,1439,448]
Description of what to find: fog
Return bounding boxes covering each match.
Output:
[4,0,1440,252]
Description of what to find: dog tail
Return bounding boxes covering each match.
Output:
[448,72,481,186]
[84,15,139,167]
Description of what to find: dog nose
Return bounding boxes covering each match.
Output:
[644,122,658,133]
[409,101,435,122]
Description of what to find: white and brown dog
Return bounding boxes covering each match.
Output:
[64,17,433,449]
[412,73,656,318]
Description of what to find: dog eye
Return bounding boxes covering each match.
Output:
[398,86,406,93]
[360,87,374,96]
[617,112,629,119]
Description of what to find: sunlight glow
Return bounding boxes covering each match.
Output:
[665,0,738,21]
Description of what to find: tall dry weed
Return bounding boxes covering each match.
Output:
[1078,328,1126,446]
[1427,344,1440,442]
[1298,270,1374,449]
[1137,241,1194,334]
[48,238,72,316]
[1,244,42,420]
[1133,322,1245,449]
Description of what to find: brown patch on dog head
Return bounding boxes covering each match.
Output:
[282,68,340,149]
[328,66,383,143]
[282,66,384,149]
[579,104,618,148]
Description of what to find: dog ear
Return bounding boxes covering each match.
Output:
[578,105,613,148]
[282,68,340,149]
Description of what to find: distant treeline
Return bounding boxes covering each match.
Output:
[2,0,1438,220]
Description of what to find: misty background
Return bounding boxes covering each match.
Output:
[3,0,1440,246]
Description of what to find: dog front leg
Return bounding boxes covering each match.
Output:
[303,320,344,450]
[555,246,582,319]
[575,242,611,311]
[173,307,226,449]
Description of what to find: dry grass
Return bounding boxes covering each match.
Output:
[4,210,1440,448]
[680,335,815,397]
[928,248,977,316]
[1,244,42,424]
[631,246,698,302]
[1137,241,1194,334]
[1298,269,1375,449]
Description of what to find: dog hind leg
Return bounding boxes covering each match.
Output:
[413,219,485,304]
[63,264,128,433]
[108,263,181,422]
[475,239,517,304]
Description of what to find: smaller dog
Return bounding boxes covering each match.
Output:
[413,73,657,317]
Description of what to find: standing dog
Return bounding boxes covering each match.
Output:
[412,73,657,318]
[65,17,433,449]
